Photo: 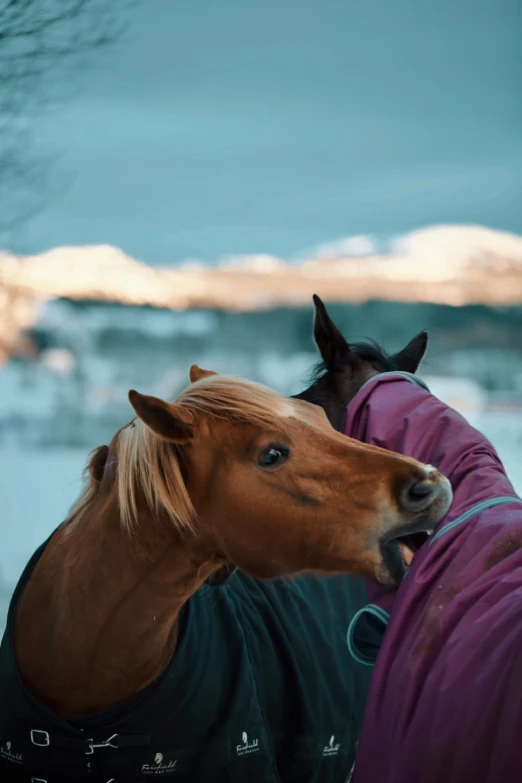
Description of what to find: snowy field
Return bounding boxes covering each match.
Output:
[0,412,521,631]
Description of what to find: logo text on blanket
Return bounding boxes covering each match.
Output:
[0,741,23,765]
[141,751,178,775]
[236,731,260,756]
[322,735,341,757]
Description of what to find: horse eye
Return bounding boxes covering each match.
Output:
[258,444,290,468]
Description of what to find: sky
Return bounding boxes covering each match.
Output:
[12,0,522,264]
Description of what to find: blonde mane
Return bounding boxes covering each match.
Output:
[115,375,293,532]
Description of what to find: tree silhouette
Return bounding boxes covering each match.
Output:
[0,0,130,242]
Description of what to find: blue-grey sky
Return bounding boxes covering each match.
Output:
[16,0,522,264]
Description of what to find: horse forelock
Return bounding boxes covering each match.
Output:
[116,420,195,534]
[176,374,294,425]
[310,339,397,381]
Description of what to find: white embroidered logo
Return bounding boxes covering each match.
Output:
[141,751,177,775]
[0,741,23,765]
[236,731,260,756]
[322,735,341,757]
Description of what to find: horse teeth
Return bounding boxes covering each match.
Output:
[398,542,415,567]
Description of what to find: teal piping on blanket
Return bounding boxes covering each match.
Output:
[429,495,522,546]
[358,371,431,395]
[346,604,390,667]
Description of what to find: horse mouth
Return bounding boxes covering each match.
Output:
[379,529,433,583]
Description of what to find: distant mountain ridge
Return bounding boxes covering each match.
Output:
[2,225,522,315]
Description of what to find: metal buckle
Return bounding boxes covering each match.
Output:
[86,733,119,755]
[30,730,50,747]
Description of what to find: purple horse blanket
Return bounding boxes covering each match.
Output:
[343,373,522,783]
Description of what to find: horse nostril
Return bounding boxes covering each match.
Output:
[401,478,437,512]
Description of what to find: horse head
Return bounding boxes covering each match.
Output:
[293,294,428,432]
[121,369,451,586]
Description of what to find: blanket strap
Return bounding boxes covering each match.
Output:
[2,728,151,755]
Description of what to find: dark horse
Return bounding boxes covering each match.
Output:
[295,295,522,783]
[294,294,429,431]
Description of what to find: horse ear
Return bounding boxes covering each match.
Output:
[312,294,351,368]
[128,390,194,443]
[393,331,428,374]
[189,364,218,383]
[87,445,109,483]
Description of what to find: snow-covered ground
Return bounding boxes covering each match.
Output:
[0,412,521,632]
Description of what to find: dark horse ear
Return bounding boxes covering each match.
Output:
[87,445,109,483]
[393,331,428,374]
[312,294,351,369]
[128,390,194,443]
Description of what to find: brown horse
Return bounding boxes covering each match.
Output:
[3,368,451,782]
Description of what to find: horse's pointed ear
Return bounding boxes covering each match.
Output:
[87,444,109,483]
[128,390,194,443]
[312,294,351,368]
[393,331,428,374]
[189,364,218,383]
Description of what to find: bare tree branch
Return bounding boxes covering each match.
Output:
[0,1,94,40]
[0,0,132,241]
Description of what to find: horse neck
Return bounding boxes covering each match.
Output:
[13,489,212,718]
[311,365,383,432]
